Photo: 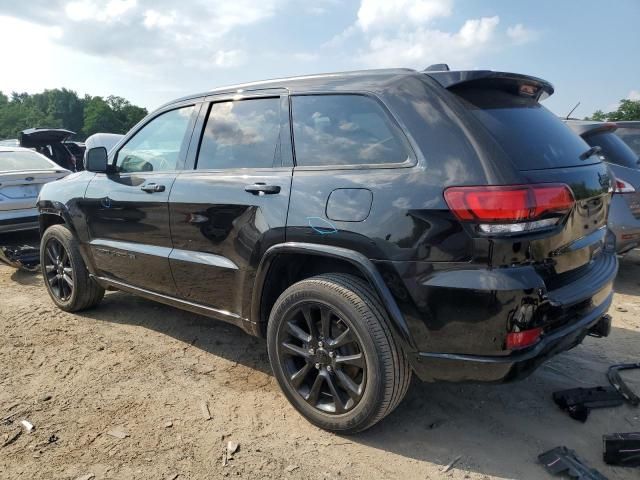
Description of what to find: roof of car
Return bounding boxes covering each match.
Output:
[615,121,640,128]
[0,145,39,153]
[160,68,418,108]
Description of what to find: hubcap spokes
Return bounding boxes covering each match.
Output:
[279,303,366,414]
[44,239,73,301]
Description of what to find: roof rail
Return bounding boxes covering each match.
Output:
[424,63,450,72]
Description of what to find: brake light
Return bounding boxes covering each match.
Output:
[614,178,635,194]
[506,327,542,350]
[444,184,575,234]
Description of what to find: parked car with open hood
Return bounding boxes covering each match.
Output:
[565,120,640,254]
[19,128,78,171]
[0,146,69,233]
[38,66,616,433]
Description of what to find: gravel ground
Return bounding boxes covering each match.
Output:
[1,251,639,480]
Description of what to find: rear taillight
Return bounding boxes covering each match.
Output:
[506,327,542,350]
[614,178,635,194]
[444,184,575,235]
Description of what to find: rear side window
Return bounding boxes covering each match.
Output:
[197,98,281,170]
[456,88,595,170]
[616,128,640,157]
[0,150,56,171]
[291,94,409,167]
[585,132,639,169]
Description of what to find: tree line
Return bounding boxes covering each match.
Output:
[587,98,640,122]
[0,88,148,141]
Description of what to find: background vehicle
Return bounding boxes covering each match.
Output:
[566,120,640,254]
[0,146,69,233]
[83,133,124,165]
[19,128,78,171]
[38,67,615,433]
[63,141,86,170]
[614,121,640,156]
[0,139,19,147]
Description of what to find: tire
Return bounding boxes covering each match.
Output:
[40,224,105,312]
[267,273,411,433]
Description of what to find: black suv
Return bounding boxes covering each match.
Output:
[38,68,616,433]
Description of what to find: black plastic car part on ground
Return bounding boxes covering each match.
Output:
[37,67,616,432]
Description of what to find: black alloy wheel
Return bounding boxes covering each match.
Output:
[43,237,74,301]
[277,301,367,414]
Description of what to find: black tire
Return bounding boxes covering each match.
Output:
[267,273,411,433]
[40,224,105,312]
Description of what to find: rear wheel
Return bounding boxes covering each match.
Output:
[267,273,411,433]
[41,224,104,312]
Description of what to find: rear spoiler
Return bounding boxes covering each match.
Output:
[424,70,554,101]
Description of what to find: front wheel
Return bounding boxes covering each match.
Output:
[41,224,105,312]
[267,273,411,433]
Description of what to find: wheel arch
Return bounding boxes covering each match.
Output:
[251,242,415,351]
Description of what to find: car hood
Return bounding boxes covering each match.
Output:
[19,128,75,147]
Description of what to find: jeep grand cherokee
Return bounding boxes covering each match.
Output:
[38,67,616,433]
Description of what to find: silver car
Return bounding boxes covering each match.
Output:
[0,146,70,233]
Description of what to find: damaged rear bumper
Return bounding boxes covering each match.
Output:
[410,291,614,383]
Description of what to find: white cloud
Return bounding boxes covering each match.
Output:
[213,49,246,68]
[628,90,640,101]
[143,9,176,29]
[506,23,538,45]
[65,0,136,22]
[357,0,452,31]
[361,16,500,68]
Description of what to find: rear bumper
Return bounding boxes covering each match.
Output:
[410,291,613,383]
[0,208,39,233]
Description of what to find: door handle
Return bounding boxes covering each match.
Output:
[244,183,281,195]
[141,183,166,193]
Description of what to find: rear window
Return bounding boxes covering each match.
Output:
[456,88,595,170]
[0,150,56,171]
[615,128,640,156]
[584,131,639,169]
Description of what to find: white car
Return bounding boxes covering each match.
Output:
[0,146,70,233]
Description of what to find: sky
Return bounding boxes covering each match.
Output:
[0,0,638,118]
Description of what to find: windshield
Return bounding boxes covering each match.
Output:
[456,88,596,170]
[615,128,640,157]
[0,150,57,171]
[584,132,639,169]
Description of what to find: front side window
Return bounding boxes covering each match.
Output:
[197,98,281,170]
[291,94,409,167]
[116,105,194,173]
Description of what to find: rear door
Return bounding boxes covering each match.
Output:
[168,90,292,318]
[82,102,200,294]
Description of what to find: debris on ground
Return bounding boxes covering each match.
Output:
[227,440,239,456]
[200,401,211,420]
[73,474,95,480]
[285,465,299,473]
[442,455,462,473]
[538,446,607,480]
[20,420,35,433]
[2,430,22,448]
[48,434,58,444]
[106,428,129,439]
[608,362,640,406]
[0,244,40,272]
[164,421,173,428]
[553,386,624,422]
[603,432,640,467]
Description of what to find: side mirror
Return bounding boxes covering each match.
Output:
[85,147,109,173]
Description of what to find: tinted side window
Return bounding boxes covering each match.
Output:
[291,95,408,166]
[197,98,281,170]
[116,106,194,173]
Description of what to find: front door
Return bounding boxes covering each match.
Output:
[83,103,199,294]
[168,92,293,318]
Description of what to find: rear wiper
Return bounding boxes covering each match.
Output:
[579,145,602,160]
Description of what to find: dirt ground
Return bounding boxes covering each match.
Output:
[1,251,639,480]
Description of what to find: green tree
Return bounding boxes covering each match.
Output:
[587,99,640,121]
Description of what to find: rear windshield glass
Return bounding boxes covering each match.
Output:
[0,150,56,171]
[615,128,640,156]
[455,88,596,170]
[584,132,639,169]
